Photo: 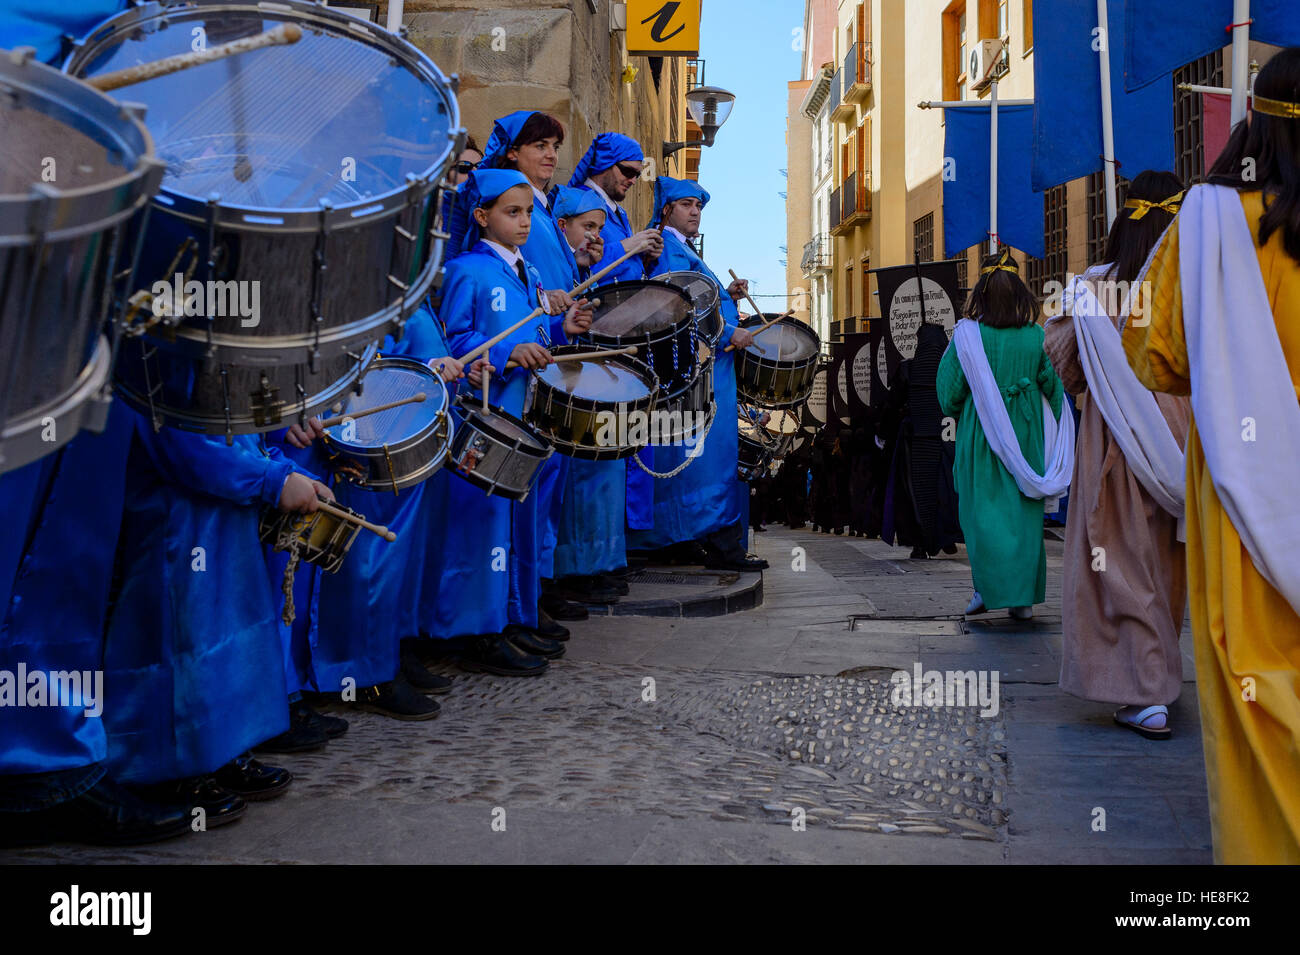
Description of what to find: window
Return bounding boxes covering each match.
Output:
[958,12,967,99]
[1173,49,1225,185]
[913,212,935,262]
[846,263,855,319]
[955,246,972,296]
[943,2,969,101]
[998,0,1008,37]
[1024,0,1033,51]
[1087,170,1131,265]
[861,262,871,321]
[1025,184,1067,301]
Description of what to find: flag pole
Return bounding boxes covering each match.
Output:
[1096,0,1119,228]
[1229,0,1251,125]
[989,76,999,255]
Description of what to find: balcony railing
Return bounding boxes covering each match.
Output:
[841,169,871,226]
[845,42,871,103]
[830,66,855,121]
[827,69,842,117]
[801,232,831,274]
[828,187,842,230]
[686,58,706,91]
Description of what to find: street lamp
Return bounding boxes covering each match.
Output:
[663,85,736,156]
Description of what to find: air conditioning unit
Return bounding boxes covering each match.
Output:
[969,38,1006,91]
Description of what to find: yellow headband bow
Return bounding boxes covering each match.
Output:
[1252,94,1300,120]
[1124,190,1185,220]
[980,249,1019,276]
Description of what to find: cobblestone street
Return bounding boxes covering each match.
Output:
[5,526,1211,864]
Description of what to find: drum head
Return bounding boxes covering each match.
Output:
[744,317,820,363]
[588,281,692,338]
[534,358,654,402]
[327,359,444,446]
[70,2,456,209]
[455,395,548,451]
[765,410,799,437]
[657,271,722,338]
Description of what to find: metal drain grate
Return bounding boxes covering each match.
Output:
[628,571,737,586]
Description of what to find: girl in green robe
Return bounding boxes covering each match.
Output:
[937,252,1064,617]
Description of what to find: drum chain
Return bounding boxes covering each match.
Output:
[630,411,715,480]
[279,549,301,626]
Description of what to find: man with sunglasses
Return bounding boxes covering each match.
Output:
[567,134,663,285]
[448,136,482,187]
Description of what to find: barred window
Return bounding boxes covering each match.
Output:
[1025,184,1067,301]
[1173,49,1225,185]
[913,212,935,262]
[1086,171,1131,266]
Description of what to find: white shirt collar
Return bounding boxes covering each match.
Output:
[664,225,688,243]
[482,239,523,270]
[584,178,619,214]
[532,185,550,210]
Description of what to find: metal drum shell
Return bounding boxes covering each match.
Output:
[647,359,715,447]
[322,355,452,492]
[524,345,658,461]
[258,504,362,574]
[64,0,465,364]
[0,51,163,474]
[736,430,770,482]
[113,338,378,434]
[579,279,698,398]
[734,313,822,410]
[448,394,552,501]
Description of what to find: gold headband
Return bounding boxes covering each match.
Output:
[1253,94,1300,120]
[1124,190,1184,220]
[980,249,1019,275]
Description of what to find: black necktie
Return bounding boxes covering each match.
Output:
[516,261,529,288]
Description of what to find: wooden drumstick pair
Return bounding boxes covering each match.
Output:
[85,24,304,92]
[724,308,796,352]
[317,393,426,430]
[503,344,639,371]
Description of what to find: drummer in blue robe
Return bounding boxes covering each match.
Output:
[565,133,666,597]
[430,169,593,675]
[477,110,592,632]
[101,417,322,824]
[269,308,462,731]
[631,176,768,571]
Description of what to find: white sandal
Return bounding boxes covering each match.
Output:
[1113,704,1171,740]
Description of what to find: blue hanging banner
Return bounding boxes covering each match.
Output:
[1124,0,1300,92]
[0,2,130,64]
[1031,0,1174,193]
[942,104,1044,260]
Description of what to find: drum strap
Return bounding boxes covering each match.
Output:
[630,413,715,480]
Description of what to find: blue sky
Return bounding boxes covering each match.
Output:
[696,0,804,305]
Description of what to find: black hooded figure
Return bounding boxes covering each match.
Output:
[882,320,962,557]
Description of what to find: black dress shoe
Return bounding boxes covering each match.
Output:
[212,754,293,801]
[0,776,191,848]
[704,554,769,572]
[596,573,630,596]
[504,624,566,659]
[552,575,619,605]
[300,701,350,738]
[136,777,246,829]
[356,675,442,720]
[400,643,453,694]
[255,699,328,754]
[539,592,589,621]
[533,609,570,641]
[460,634,549,677]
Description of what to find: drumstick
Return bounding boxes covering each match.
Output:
[727,269,768,323]
[317,393,426,429]
[315,499,397,543]
[723,309,796,352]
[503,345,639,370]
[454,240,650,365]
[481,364,491,413]
[86,24,304,93]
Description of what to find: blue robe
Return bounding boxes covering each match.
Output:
[427,243,564,636]
[103,419,292,785]
[628,230,745,548]
[0,403,133,781]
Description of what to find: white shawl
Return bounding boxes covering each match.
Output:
[1174,184,1300,613]
[952,318,1075,511]
[1059,272,1187,539]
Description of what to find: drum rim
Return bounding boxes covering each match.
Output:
[655,269,723,339]
[582,278,696,345]
[529,345,660,408]
[64,0,463,225]
[736,314,822,369]
[452,393,552,458]
[0,52,163,244]
[323,354,449,454]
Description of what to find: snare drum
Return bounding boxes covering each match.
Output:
[581,280,698,398]
[448,394,553,501]
[258,503,363,574]
[734,314,822,409]
[323,356,451,492]
[525,345,657,460]
[66,0,465,433]
[0,50,162,474]
[656,270,724,346]
[737,417,773,482]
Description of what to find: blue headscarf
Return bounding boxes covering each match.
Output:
[649,176,711,229]
[551,185,608,222]
[480,109,538,169]
[568,133,644,188]
[454,169,531,255]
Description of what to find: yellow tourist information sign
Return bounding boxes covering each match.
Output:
[626,0,702,57]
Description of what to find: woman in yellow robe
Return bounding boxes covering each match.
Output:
[1123,48,1300,864]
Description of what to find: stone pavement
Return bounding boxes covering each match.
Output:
[3,526,1211,864]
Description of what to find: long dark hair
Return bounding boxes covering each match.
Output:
[964,250,1036,328]
[1101,170,1184,284]
[1207,46,1300,262]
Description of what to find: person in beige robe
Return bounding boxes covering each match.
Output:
[1042,171,1190,734]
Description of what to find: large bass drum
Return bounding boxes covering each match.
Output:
[524,345,658,460]
[734,313,822,409]
[580,280,698,399]
[65,0,464,435]
[0,49,162,474]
